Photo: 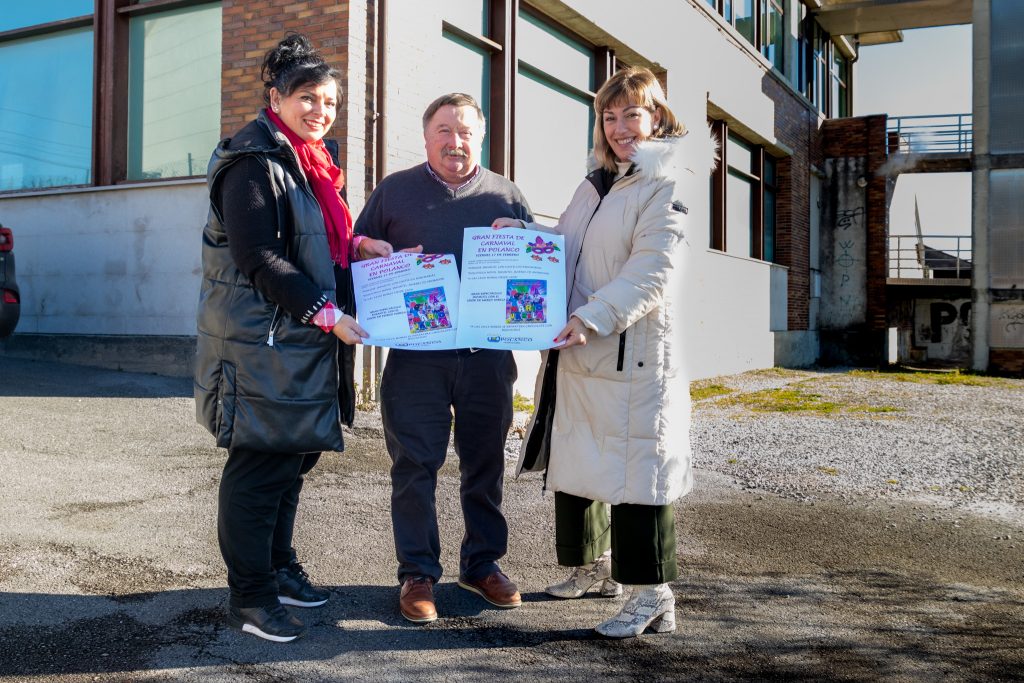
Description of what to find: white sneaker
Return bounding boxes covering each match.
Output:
[594,583,676,638]
[545,550,623,599]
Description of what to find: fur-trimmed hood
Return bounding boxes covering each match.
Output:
[587,123,719,180]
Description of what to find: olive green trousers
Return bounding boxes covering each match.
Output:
[554,491,678,585]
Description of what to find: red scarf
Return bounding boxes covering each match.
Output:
[266,108,353,267]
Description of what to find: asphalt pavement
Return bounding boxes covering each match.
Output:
[1,356,1021,682]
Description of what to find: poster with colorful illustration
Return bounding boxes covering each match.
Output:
[455,227,566,350]
[352,252,459,349]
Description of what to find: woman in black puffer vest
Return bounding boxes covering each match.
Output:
[194,33,393,643]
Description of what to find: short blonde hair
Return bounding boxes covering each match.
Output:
[593,67,686,173]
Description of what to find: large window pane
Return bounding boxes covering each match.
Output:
[0,1,93,32]
[127,4,221,180]
[763,187,776,261]
[735,0,755,44]
[515,70,591,219]
[438,30,491,168]
[518,10,594,94]
[0,28,93,191]
[444,0,488,35]
[726,171,754,257]
[727,135,754,174]
[762,1,784,70]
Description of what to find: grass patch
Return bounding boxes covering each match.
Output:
[716,385,899,415]
[743,367,801,378]
[691,382,734,401]
[512,391,535,413]
[717,387,841,414]
[850,367,1012,388]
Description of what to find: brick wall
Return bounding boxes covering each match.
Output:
[221,0,352,169]
[821,114,890,331]
[762,74,821,332]
[989,349,1024,376]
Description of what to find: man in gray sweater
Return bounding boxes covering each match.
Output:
[353,93,532,624]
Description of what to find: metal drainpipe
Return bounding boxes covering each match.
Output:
[372,0,387,402]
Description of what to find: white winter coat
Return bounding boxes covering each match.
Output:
[517,131,716,506]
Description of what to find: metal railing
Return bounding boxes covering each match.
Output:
[887,114,973,154]
[888,234,972,279]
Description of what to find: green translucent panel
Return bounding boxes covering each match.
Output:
[726,170,754,257]
[735,0,754,43]
[444,0,488,35]
[0,28,93,191]
[762,2,784,70]
[727,134,754,175]
[517,11,594,94]
[438,30,491,168]
[515,67,591,219]
[0,1,93,32]
[127,3,221,180]
[763,154,776,186]
[763,188,776,262]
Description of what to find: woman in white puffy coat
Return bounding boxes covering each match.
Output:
[494,67,716,638]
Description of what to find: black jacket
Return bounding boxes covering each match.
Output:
[194,111,346,453]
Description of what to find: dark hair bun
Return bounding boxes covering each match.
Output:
[262,33,320,89]
[259,33,340,106]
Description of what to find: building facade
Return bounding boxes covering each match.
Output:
[0,1,861,392]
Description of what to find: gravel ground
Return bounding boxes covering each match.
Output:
[688,368,1023,525]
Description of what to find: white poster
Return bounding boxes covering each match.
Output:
[455,227,567,350]
[352,252,460,350]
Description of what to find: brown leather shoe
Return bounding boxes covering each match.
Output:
[457,570,522,608]
[399,576,437,623]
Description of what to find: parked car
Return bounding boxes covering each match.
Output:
[0,224,20,337]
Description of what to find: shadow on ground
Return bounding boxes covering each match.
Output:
[2,566,1021,681]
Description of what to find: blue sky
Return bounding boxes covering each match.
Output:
[854,24,973,238]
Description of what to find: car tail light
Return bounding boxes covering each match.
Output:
[0,227,12,252]
[2,290,17,304]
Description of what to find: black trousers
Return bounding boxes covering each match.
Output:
[381,348,515,584]
[554,491,678,585]
[217,448,320,608]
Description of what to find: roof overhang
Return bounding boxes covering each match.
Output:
[814,0,973,39]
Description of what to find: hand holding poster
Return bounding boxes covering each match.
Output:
[455,227,566,350]
[351,252,460,350]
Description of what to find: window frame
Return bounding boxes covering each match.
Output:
[798,8,851,118]
[704,0,785,73]
[440,1,622,181]
[0,0,219,192]
[709,119,779,263]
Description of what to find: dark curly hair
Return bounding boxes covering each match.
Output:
[261,33,342,106]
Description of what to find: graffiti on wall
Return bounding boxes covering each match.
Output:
[914,299,971,362]
[990,303,1024,348]
[819,157,868,329]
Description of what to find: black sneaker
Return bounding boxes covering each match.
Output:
[276,563,330,608]
[227,604,307,643]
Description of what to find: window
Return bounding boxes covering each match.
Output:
[0,1,221,192]
[440,1,497,168]
[438,4,620,219]
[515,8,598,219]
[799,9,850,118]
[0,28,94,191]
[705,0,784,72]
[763,155,777,261]
[709,120,779,262]
[761,0,784,71]
[830,50,850,118]
[127,4,221,180]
